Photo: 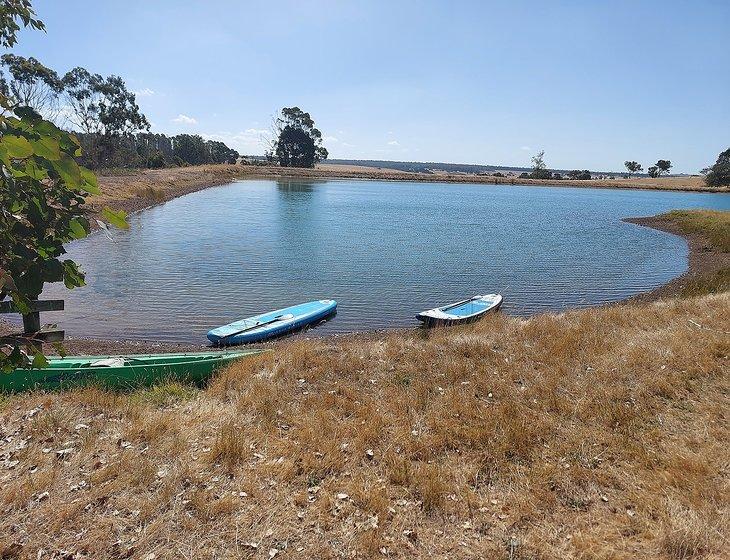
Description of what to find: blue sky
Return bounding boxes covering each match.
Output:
[10,0,730,173]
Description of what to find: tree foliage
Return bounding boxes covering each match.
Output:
[655,159,672,175]
[0,52,239,171]
[647,166,659,178]
[172,133,208,165]
[169,134,238,166]
[207,140,239,164]
[705,147,730,188]
[270,107,328,168]
[0,99,129,370]
[567,169,592,180]
[61,68,149,167]
[0,0,127,372]
[529,150,552,179]
[624,160,642,175]
[0,54,62,119]
[0,0,44,49]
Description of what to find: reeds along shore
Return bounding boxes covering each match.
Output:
[0,203,727,558]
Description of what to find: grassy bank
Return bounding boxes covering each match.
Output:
[0,295,727,558]
[659,210,730,252]
[625,210,730,299]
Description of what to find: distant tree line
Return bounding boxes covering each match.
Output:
[73,132,239,169]
[518,151,594,181]
[0,54,239,169]
[623,159,672,178]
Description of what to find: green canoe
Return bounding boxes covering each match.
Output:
[0,350,263,393]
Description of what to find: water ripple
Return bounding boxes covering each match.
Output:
[42,179,730,342]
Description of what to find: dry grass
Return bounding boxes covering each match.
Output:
[680,268,730,297]
[661,210,730,253]
[0,294,728,558]
[133,185,167,203]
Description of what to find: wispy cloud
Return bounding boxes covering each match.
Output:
[134,87,155,97]
[387,140,400,146]
[520,145,531,151]
[172,114,197,125]
[201,128,272,152]
[323,136,338,143]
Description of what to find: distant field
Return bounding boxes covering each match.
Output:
[317,163,713,191]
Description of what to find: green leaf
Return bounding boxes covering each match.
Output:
[0,144,10,167]
[33,120,62,138]
[68,218,88,239]
[80,167,100,194]
[62,260,86,289]
[30,136,61,160]
[51,342,68,358]
[31,351,48,369]
[101,207,129,229]
[9,293,30,315]
[51,155,83,189]
[14,106,42,123]
[1,135,33,158]
[22,159,48,180]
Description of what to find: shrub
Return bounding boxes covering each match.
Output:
[705,148,730,188]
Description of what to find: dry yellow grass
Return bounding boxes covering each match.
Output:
[1,294,728,558]
[660,210,730,253]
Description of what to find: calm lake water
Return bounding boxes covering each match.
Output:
[44,179,730,343]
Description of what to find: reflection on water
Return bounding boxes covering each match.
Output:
[43,179,730,343]
[276,178,318,193]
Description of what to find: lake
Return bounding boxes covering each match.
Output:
[44,179,730,343]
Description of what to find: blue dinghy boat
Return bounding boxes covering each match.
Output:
[208,300,337,345]
[416,294,503,327]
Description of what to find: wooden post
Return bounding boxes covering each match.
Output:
[23,311,41,334]
[0,299,65,351]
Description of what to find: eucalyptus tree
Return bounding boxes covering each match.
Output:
[624,161,643,176]
[705,148,730,188]
[207,140,238,164]
[172,133,208,165]
[61,68,149,167]
[269,106,328,168]
[655,159,672,176]
[0,0,44,48]
[0,54,63,119]
[530,150,552,179]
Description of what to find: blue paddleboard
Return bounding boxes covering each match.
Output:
[207,300,337,345]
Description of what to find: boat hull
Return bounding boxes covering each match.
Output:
[1,351,262,393]
[207,300,337,345]
[417,294,503,327]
